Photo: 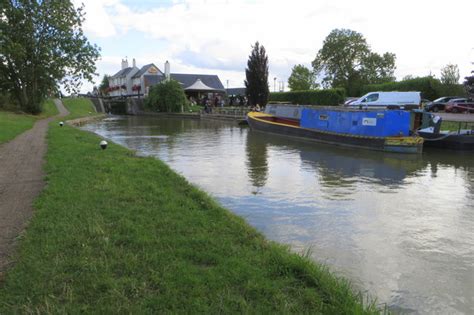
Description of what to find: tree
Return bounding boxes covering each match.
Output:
[312,29,396,96]
[440,64,460,85]
[287,64,318,91]
[0,0,100,114]
[245,41,269,106]
[99,75,110,96]
[464,70,474,97]
[145,79,187,113]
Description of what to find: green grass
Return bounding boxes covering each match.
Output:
[62,97,99,120]
[0,111,37,144]
[0,99,59,144]
[0,122,379,314]
[38,99,59,118]
[441,120,474,131]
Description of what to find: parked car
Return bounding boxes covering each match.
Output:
[425,96,462,112]
[344,97,358,106]
[444,98,474,113]
[347,91,421,109]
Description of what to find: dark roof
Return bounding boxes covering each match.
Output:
[132,63,163,78]
[170,73,224,90]
[111,67,136,78]
[226,88,246,96]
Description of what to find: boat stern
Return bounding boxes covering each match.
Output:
[384,136,424,153]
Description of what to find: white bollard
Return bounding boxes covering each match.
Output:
[100,140,108,150]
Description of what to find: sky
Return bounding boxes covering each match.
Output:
[73,0,474,93]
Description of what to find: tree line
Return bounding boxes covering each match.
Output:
[245,29,473,105]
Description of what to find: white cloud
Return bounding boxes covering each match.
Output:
[76,0,474,93]
[74,0,119,37]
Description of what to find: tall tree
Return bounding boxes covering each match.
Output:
[245,41,269,106]
[312,29,396,96]
[0,0,100,114]
[440,64,460,85]
[287,64,318,91]
[99,74,110,96]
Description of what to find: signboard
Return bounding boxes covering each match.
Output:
[148,66,158,74]
[362,118,377,126]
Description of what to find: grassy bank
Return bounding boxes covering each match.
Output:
[62,97,99,120]
[0,113,378,313]
[0,99,58,144]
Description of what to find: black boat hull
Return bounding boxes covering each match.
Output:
[247,112,423,154]
[418,131,474,150]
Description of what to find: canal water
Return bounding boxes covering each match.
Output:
[82,116,473,314]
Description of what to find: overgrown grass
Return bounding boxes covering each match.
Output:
[0,99,58,144]
[61,97,98,120]
[0,122,379,314]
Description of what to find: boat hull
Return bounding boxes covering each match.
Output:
[418,131,474,151]
[248,112,423,154]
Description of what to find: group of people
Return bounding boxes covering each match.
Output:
[188,94,262,113]
[228,95,248,106]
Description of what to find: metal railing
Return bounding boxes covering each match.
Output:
[201,107,251,119]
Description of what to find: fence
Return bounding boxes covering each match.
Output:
[201,107,251,120]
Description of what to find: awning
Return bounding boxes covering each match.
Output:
[184,79,224,92]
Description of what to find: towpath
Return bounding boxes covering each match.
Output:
[0,99,68,275]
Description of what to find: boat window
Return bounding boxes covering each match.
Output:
[319,114,328,121]
[366,93,379,102]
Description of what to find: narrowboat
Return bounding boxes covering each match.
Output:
[412,110,474,151]
[417,129,474,150]
[247,107,424,154]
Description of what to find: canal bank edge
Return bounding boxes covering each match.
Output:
[66,114,107,127]
[0,98,380,313]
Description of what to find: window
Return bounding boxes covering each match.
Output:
[366,93,379,102]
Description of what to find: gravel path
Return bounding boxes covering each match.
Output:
[0,99,68,275]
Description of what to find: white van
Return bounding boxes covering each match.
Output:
[348,91,421,109]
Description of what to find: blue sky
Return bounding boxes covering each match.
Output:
[75,0,474,93]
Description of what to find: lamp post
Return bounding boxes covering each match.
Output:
[273,77,276,92]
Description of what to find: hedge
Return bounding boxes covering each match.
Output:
[361,77,466,100]
[268,88,346,106]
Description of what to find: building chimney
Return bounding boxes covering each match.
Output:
[132,58,136,68]
[124,58,129,69]
[165,60,170,81]
[121,59,126,70]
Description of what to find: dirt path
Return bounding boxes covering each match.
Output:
[0,99,68,275]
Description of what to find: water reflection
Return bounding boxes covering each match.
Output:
[245,132,269,191]
[82,116,474,315]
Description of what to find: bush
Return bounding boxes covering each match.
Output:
[145,80,188,113]
[268,88,345,106]
[361,77,467,100]
[0,92,19,111]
